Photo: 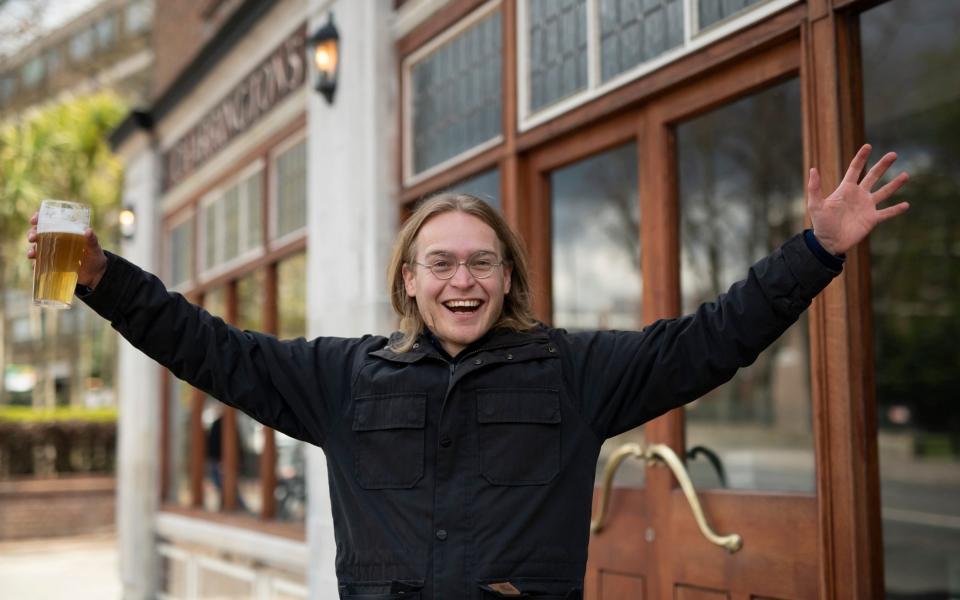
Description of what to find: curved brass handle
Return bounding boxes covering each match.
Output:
[590,443,743,554]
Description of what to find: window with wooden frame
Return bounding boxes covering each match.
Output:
[402,0,505,187]
[517,0,800,130]
[161,125,308,527]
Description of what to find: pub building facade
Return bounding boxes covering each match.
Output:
[110,0,958,598]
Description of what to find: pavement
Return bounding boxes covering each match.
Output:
[0,532,121,599]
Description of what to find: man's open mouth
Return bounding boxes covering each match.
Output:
[443,299,483,314]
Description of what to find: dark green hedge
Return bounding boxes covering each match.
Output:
[0,409,117,477]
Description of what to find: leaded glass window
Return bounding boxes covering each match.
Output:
[168,219,194,288]
[600,0,683,82]
[201,168,263,274]
[411,8,502,175]
[273,139,306,240]
[698,0,765,29]
[528,0,588,112]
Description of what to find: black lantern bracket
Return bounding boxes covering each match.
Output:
[310,13,340,104]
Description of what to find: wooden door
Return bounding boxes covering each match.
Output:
[524,36,854,599]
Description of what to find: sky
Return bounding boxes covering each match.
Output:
[0,0,103,58]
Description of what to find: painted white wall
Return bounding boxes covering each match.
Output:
[305,0,399,597]
[115,131,161,600]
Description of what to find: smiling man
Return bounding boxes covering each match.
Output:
[27,146,909,599]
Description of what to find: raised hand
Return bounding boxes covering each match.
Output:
[808,144,910,255]
[27,212,109,289]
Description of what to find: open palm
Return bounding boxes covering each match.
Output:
[808,144,910,255]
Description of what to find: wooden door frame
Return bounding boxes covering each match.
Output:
[515,5,884,595]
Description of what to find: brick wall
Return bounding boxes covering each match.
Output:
[0,476,116,540]
[152,0,244,96]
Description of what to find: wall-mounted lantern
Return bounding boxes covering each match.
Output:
[119,205,136,239]
[310,13,340,104]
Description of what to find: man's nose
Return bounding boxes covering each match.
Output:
[448,262,477,287]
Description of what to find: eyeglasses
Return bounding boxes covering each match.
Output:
[411,252,504,280]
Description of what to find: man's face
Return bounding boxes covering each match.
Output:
[402,211,512,357]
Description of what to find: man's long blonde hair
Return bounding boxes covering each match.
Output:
[387,193,538,352]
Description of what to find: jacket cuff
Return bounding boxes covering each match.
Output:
[78,251,135,322]
[782,232,843,302]
[803,229,846,270]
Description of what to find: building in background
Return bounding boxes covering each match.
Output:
[0,0,153,410]
[0,0,153,118]
[104,0,960,598]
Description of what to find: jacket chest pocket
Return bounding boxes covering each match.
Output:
[477,389,561,485]
[352,394,426,489]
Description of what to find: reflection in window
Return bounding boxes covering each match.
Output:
[698,0,764,30]
[45,47,62,75]
[202,169,263,273]
[677,78,813,492]
[236,270,265,515]
[528,0,588,112]
[551,143,640,330]
[168,219,193,288]
[70,29,94,61]
[278,253,307,340]
[274,140,306,240]
[223,187,240,262]
[411,8,502,174]
[861,1,960,595]
[202,397,224,512]
[446,168,501,211]
[599,0,683,82]
[203,286,227,321]
[126,0,153,34]
[0,76,16,103]
[200,286,229,511]
[166,374,193,507]
[95,16,116,49]
[276,253,307,520]
[21,56,45,89]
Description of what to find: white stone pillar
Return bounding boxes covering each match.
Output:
[305,0,398,597]
[115,134,161,600]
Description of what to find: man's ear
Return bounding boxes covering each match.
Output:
[502,263,512,296]
[402,263,417,298]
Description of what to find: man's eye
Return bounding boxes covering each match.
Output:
[472,259,493,268]
[431,260,452,269]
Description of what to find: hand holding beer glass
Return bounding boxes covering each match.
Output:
[30,200,92,308]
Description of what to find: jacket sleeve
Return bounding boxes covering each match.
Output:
[80,252,374,448]
[554,233,841,440]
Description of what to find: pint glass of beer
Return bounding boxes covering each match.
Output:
[33,200,90,309]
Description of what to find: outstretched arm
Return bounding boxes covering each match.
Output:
[808,144,910,255]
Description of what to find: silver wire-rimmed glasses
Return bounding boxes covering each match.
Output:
[411,251,504,280]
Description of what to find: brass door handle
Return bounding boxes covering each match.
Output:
[590,442,743,553]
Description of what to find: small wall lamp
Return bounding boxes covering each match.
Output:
[310,13,340,104]
[119,205,136,239]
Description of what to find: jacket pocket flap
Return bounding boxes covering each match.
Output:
[353,394,426,431]
[477,389,560,424]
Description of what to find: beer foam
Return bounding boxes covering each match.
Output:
[38,217,87,234]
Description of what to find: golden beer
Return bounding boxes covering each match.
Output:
[33,200,90,309]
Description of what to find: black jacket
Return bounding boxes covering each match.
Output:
[81,232,839,600]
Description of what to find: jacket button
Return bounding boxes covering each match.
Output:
[546,345,556,353]
[436,529,448,541]
[474,358,483,365]
[505,353,513,360]
[439,435,452,448]
[412,342,420,349]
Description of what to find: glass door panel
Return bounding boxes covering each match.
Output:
[549,142,644,487]
[676,77,815,492]
[860,1,960,595]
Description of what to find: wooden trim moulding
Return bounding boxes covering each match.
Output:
[396,0,490,58]
[159,505,306,541]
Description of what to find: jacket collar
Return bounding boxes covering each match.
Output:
[370,325,551,364]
